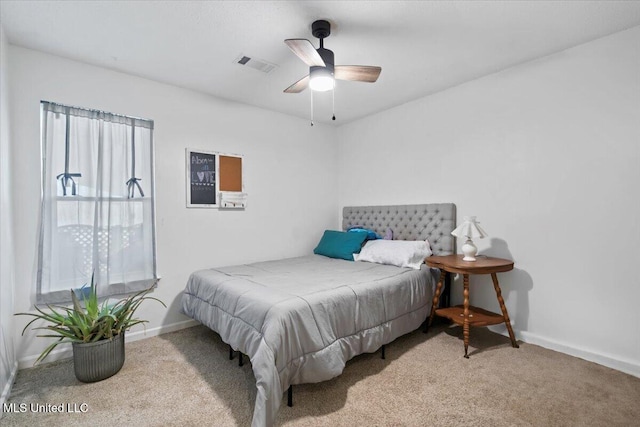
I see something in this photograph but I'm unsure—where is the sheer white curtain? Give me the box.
[38,101,157,303]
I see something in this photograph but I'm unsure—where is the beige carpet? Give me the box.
[3,324,639,426]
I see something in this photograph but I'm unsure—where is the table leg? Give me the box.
[463,274,470,359]
[491,273,519,349]
[426,270,445,332]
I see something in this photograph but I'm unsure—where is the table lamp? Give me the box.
[451,216,488,261]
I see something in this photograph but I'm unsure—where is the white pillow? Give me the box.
[354,239,432,269]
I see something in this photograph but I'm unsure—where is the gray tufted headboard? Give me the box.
[342,204,457,256]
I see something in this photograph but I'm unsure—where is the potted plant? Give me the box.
[17,277,165,382]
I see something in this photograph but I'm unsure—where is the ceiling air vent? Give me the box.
[234,54,277,74]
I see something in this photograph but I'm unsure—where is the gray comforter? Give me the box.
[181,255,436,426]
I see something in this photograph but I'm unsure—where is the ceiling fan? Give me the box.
[283,20,381,123]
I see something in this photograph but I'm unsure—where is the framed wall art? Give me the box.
[186,148,245,208]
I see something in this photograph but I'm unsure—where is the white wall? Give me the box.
[338,27,640,376]
[0,23,18,414]
[9,46,338,367]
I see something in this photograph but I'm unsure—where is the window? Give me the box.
[38,101,157,303]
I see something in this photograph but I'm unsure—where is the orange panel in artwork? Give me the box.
[219,155,242,192]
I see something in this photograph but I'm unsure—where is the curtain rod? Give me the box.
[41,100,154,129]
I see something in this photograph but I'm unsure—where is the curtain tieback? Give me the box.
[56,172,82,196]
[126,177,144,198]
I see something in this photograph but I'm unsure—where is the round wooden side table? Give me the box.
[426,254,519,358]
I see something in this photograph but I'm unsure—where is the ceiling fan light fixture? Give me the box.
[309,67,335,92]
[283,19,381,125]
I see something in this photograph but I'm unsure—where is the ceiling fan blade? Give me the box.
[283,75,309,93]
[334,65,382,83]
[284,39,325,67]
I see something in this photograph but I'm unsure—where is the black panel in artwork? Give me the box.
[189,152,216,205]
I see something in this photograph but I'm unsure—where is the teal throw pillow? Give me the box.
[313,230,368,261]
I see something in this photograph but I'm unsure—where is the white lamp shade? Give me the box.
[451,216,488,239]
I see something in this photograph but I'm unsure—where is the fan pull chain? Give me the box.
[310,89,314,126]
[332,86,336,121]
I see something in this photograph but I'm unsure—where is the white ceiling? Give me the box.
[2,1,640,125]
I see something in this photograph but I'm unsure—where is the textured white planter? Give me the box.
[72,333,125,383]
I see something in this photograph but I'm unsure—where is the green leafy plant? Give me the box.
[17,276,165,363]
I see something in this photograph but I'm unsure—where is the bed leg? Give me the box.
[238,352,244,367]
[287,385,293,407]
[229,345,234,360]
[381,344,386,359]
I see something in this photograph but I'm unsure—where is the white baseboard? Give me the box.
[489,326,640,378]
[0,360,18,419]
[18,346,73,370]
[17,319,200,370]
[125,319,199,342]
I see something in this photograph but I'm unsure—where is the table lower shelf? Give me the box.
[435,305,505,327]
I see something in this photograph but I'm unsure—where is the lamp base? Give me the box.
[461,239,478,262]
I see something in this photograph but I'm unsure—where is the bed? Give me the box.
[181,203,456,426]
